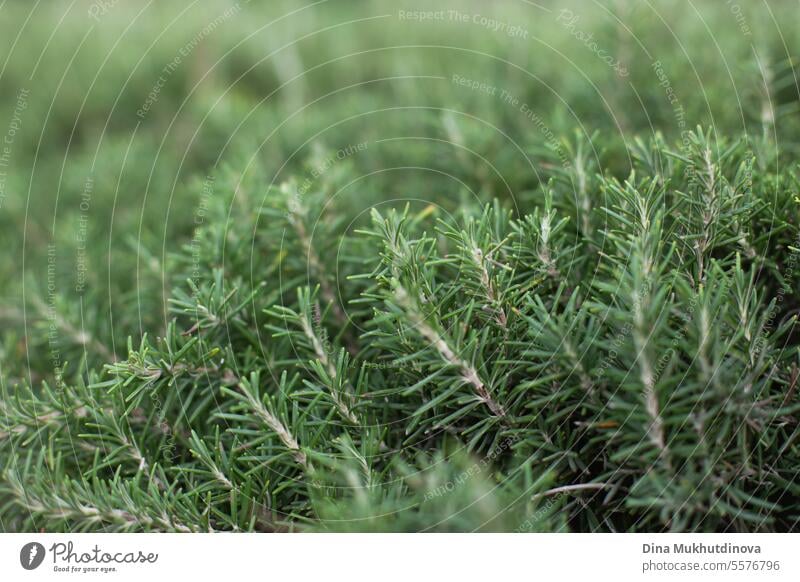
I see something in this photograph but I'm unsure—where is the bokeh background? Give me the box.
[0,0,798,417]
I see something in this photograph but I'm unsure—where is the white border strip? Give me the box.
[2,533,798,581]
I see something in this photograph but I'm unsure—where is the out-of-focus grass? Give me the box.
[0,0,797,380]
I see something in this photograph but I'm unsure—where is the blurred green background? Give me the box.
[0,0,797,384]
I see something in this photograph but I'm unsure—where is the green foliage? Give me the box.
[3,128,799,532]
[1,1,799,533]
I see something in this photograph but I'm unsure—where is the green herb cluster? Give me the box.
[0,1,799,532]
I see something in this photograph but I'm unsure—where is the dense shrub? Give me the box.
[1,1,798,532]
